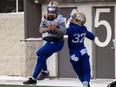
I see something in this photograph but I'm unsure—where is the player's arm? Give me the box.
[86,30,95,41]
[53,22,66,35]
[66,26,71,35]
[39,21,49,33]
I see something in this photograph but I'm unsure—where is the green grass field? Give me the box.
[0,85,68,87]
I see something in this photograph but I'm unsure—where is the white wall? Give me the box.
[0,13,24,75]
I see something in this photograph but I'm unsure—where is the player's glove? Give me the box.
[107,81,116,87]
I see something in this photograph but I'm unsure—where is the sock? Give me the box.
[42,70,49,74]
[31,77,36,80]
[83,81,90,87]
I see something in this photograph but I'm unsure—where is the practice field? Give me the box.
[0,85,71,87]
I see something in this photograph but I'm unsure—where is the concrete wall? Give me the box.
[0,13,24,76]
[0,12,43,77]
[20,38,43,77]
[0,11,56,77]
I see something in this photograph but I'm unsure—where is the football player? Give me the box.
[66,12,95,87]
[23,1,66,85]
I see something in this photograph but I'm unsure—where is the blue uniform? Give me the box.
[66,23,95,87]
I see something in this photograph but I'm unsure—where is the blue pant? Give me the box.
[32,41,64,79]
[70,53,91,87]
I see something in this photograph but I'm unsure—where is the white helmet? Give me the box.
[47,1,60,13]
[69,12,86,26]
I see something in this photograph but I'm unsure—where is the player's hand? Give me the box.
[48,24,56,31]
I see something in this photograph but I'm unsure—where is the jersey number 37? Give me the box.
[72,33,86,43]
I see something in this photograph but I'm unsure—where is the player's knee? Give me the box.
[36,50,44,56]
[82,53,90,59]
[37,56,46,63]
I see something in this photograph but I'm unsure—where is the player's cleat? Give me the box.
[23,77,37,85]
[37,71,49,80]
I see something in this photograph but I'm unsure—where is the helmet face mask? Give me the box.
[69,13,76,22]
[47,7,58,13]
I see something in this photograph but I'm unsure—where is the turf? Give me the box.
[0,85,68,87]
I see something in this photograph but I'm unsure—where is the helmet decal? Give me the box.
[79,15,85,21]
[51,1,54,6]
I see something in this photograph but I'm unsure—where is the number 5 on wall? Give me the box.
[95,8,112,47]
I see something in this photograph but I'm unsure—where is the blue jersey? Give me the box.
[66,23,95,51]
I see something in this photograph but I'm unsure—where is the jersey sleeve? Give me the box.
[58,15,65,24]
[41,17,44,21]
[66,26,72,35]
[86,30,95,40]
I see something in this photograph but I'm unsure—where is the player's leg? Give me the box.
[34,43,51,77]
[81,54,91,87]
[37,41,64,71]
[70,57,84,82]
[33,56,49,80]
[37,41,64,57]
[36,42,53,80]
[37,41,64,80]
[36,56,51,80]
